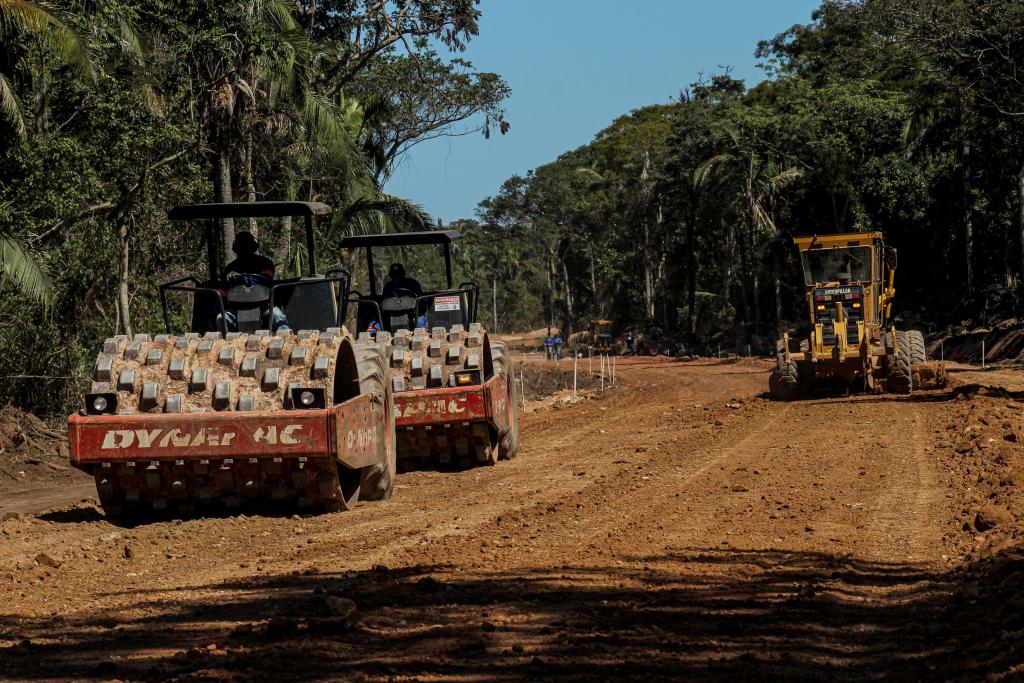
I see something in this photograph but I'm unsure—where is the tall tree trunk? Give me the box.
[589,249,599,318]
[962,140,973,297]
[243,129,258,234]
[774,249,783,337]
[641,219,655,321]
[34,44,48,134]
[546,251,555,336]
[686,211,697,344]
[561,257,573,336]
[117,215,133,338]
[214,136,235,263]
[722,218,735,310]
[1017,160,1024,311]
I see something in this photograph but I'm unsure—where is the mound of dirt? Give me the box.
[520,361,602,402]
[0,407,81,499]
[935,393,1024,561]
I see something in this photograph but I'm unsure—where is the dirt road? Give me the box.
[2,357,1023,681]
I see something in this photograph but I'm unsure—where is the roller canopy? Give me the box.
[169,201,332,221]
[339,230,462,248]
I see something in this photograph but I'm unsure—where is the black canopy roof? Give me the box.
[168,201,332,221]
[339,230,462,248]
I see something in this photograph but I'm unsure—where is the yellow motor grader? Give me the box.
[770,232,942,399]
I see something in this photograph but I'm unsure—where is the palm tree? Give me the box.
[0,0,91,139]
[0,201,50,304]
[695,130,802,343]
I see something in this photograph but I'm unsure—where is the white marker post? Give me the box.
[588,348,592,375]
[982,339,986,369]
[600,354,605,391]
[573,353,578,403]
[520,369,526,412]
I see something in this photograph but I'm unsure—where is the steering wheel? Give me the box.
[227,272,272,288]
[385,287,418,301]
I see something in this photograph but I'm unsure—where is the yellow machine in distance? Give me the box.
[770,232,932,399]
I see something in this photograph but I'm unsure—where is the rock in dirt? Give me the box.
[34,552,61,569]
[974,504,1013,532]
[324,596,357,620]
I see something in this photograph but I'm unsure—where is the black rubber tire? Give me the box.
[352,342,397,501]
[491,342,520,460]
[769,340,801,400]
[907,329,927,365]
[887,330,913,394]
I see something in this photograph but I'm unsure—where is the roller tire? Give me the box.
[353,342,396,501]
[490,341,520,460]
[887,330,913,394]
[907,329,927,365]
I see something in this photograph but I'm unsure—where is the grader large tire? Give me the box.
[87,327,365,518]
[353,342,397,501]
[769,339,801,400]
[490,341,520,460]
[907,329,927,365]
[887,330,913,394]
[769,357,801,400]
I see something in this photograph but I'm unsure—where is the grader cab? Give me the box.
[770,232,942,399]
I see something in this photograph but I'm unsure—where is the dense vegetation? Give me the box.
[460,0,1024,356]
[4,0,1024,416]
[0,0,507,414]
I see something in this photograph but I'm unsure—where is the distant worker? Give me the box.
[219,231,288,331]
[544,335,555,360]
[382,263,423,298]
[626,333,635,355]
[553,335,563,361]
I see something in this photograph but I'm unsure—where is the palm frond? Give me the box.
[0,73,26,140]
[693,153,735,190]
[0,231,51,305]
[764,166,803,193]
[329,194,432,242]
[0,0,94,81]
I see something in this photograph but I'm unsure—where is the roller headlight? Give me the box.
[85,392,117,415]
[289,387,325,409]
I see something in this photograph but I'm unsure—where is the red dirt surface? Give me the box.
[2,357,1024,680]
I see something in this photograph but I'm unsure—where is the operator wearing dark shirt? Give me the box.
[221,231,274,285]
[381,263,423,298]
[217,231,289,331]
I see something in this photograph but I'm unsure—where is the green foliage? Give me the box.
[463,0,1024,355]
[0,0,509,416]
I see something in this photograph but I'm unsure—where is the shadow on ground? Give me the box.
[2,546,1022,681]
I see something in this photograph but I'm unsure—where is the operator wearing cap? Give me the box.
[217,231,289,332]
[381,263,423,298]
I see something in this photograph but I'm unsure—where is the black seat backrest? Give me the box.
[277,277,338,331]
[381,296,417,332]
[424,291,470,329]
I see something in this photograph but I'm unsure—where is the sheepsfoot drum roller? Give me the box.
[67,202,396,519]
[770,231,946,400]
[340,230,520,471]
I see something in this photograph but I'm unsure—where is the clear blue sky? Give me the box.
[384,0,822,223]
